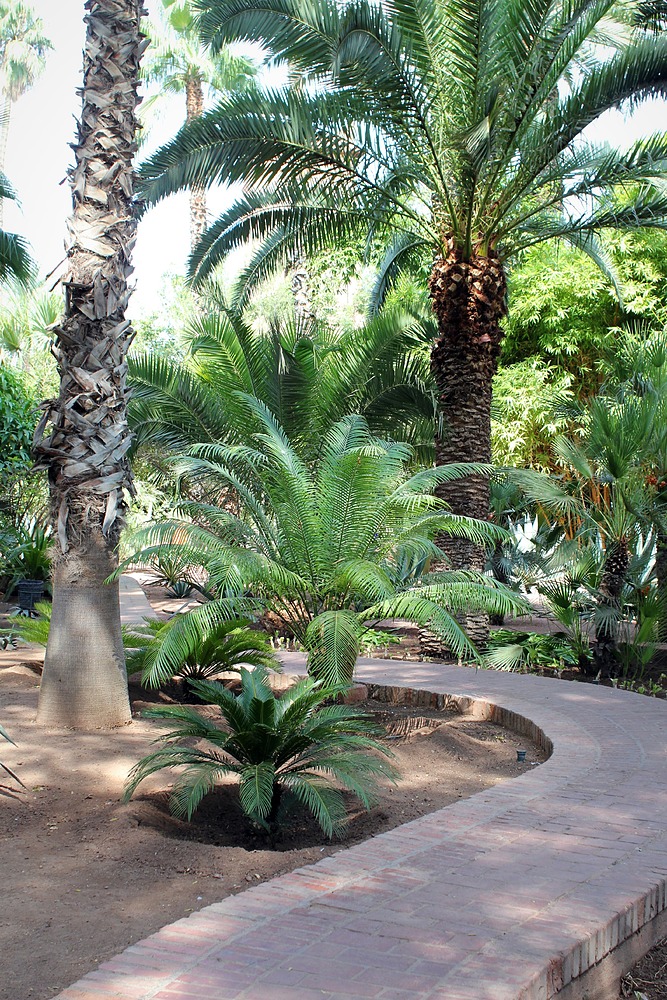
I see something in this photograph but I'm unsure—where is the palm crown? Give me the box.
[141,0,667,287]
[138,0,667,599]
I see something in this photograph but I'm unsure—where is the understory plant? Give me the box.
[123,399,525,684]
[124,666,396,837]
[15,601,277,690]
[124,614,278,688]
[485,629,581,673]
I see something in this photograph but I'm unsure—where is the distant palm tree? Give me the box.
[0,1,50,225]
[139,0,667,615]
[141,0,256,249]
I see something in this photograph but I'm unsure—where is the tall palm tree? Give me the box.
[0,1,50,226]
[141,0,256,249]
[32,0,146,729]
[138,0,667,600]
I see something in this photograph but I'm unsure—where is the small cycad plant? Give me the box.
[123,615,278,688]
[123,666,395,838]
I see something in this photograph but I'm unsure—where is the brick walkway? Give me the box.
[55,655,667,1000]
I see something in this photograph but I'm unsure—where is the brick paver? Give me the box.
[53,655,667,999]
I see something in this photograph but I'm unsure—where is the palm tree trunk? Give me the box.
[33,0,146,728]
[592,538,630,679]
[425,240,507,650]
[185,75,206,252]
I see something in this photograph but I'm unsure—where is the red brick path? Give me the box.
[55,656,667,1000]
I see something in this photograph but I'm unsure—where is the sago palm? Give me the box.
[123,397,523,683]
[128,288,438,463]
[138,0,667,580]
[123,665,396,837]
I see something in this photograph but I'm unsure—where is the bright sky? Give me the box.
[3,2,666,319]
[4,0,203,317]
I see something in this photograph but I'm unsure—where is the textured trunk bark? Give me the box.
[37,544,131,727]
[592,537,630,679]
[656,530,667,593]
[185,75,207,252]
[290,259,314,324]
[423,240,507,653]
[33,0,147,729]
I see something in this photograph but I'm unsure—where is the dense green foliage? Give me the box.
[124,399,522,683]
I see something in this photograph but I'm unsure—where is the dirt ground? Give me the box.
[0,655,546,1000]
[621,940,667,999]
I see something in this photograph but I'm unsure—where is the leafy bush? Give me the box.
[124,614,278,688]
[485,629,581,672]
[124,400,524,684]
[2,517,52,596]
[124,666,396,837]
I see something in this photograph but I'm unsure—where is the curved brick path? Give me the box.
[55,655,667,1000]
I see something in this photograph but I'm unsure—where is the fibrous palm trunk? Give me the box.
[424,239,507,652]
[592,537,630,679]
[33,0,147,729]
[185,75,207,251]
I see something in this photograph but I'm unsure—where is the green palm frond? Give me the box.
[124,666,395,836]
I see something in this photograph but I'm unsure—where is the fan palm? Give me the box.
[123,397,523,684]
[32,0,144,729]
[124,665,396,837]
[0,1,50,225]
[138,0,667,582]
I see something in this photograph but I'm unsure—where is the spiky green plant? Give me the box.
[124,614,278,688]
[124,665,396,837]
[138,0,667,590]
[123,397,525,684]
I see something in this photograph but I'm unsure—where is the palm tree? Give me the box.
[123,398,522,684]
[0,1,50,226]
[141,0,256,249]
[32,0,146,729]
[138,0,667,597]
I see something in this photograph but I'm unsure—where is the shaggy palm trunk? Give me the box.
[33,0,146,728]
[185,76,206,251]
[424,239,507,652]
[592,538,630,679]
[290,258,314,324]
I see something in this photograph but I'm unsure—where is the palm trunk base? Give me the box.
[37,546,131,729]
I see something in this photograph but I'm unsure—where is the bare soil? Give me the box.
[0,654,546,1000]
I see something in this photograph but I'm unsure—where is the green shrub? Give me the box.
[124,666,395,837]
[124,614,278,688]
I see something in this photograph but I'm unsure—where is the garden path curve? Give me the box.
[55,651,667,1000]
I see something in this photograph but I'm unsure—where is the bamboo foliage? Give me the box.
[33,0,148,554]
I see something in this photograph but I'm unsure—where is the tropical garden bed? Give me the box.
[0,646,545,1000]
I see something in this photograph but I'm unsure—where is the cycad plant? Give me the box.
[139,0,667,581]
[128,287,438,464]
[123,666,395,837]
[124,397,523,684]
[124,614,278,688]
